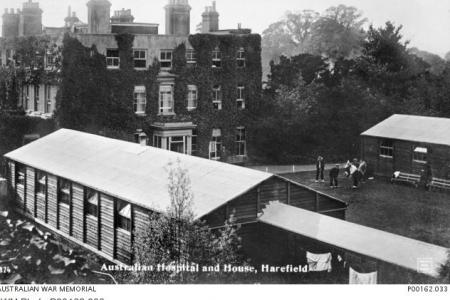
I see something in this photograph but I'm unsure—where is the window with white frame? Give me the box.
[379,139,393,158]
[237,84,245,109]
[235,127,246,156]
[46,50,55,68]
[413,146,428,163]
[133,49,147,69]
[44,85,51,113]
[212,85,222,110]
[36,170,47,196]
[191,128,198,155]
[212,47,221,68]
[237,47,246,68]
[85,188,98,217]
[116,200,131,232]
[186,49,196,64]
[187,85,198,110]
[160,50,173,69]
[133,85,146,114]
[159,84,174,115]
[34,85,39,111]
[106,49,120,69]
[209,129,222,160]
[58,178,71,205]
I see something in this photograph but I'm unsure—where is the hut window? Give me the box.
[413,147,428,163]
[379,139,393,158]
[85,188,98,217]
[15,164,26,187]
[58,178,71,205]
[116,200,131,232]
[35,171,47,195]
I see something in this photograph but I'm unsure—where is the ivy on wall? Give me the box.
[56,32,262,160]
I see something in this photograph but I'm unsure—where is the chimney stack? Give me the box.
[201,1,219,33]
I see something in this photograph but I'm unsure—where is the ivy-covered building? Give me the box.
[1,0,262,164]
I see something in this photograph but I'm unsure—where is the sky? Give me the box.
[1,0,450,57]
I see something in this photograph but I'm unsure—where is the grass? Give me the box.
[282,171,450,248]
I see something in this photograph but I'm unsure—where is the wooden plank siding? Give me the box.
[86,215,99,249]
[289,183,316,211]
[228,188,257,223]
[100,194,115,258]
[362,136,450,179]
[25,167,35,217]
[116,229,132,264]
[16,184,25,211]
[8,161,15,189]
[258,177,288,208]
[59,203,71,235]
[71,183,84,241]
[47,174,58,228]
[133,206,152,238]
[36,193,46,221]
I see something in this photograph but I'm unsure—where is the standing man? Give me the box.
[315,156,325,183]
[329,164,340,188]
[352,158,360,188]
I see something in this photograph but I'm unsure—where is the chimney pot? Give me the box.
[10,8,14,14]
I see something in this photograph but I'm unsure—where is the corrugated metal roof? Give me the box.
[361,114,450,146]
[4,129,272,219]
[260,202,448,278]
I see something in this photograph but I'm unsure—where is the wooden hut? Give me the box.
[3,129,347,265]
[361,115,450,183]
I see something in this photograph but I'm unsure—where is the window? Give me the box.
[186,49,196,64]
[209,129,222,160]
[212,47,221,68]
[169,136,186,154]
[35,171,47,196]
[58,178,71,205]
[237,85,245,109]
[237,47,246,68]
[46,50,55,68]
[212,85,222,110]
[133,50,147,69]
[159,84,174,115]
[134,86,146,114]
[106,49,120,69]
[24,85,30,110]
[160,50,173,69]
[235,127,246,156]
[379,139,393,158]
[44,85,51,113]
[187,85,198,110]
[153,135,162,148]
[191,129,198,155]
[116,200,131,232]
[84,188,98,217]
[15,164,26,187]
[34,85,39,111]
[413,146,428,163]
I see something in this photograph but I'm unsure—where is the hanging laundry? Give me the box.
[306,251,332,272]
[349,267,377,284]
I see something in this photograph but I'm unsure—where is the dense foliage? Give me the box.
[254,22,450,164]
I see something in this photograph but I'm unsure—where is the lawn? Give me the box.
[282,172,450,248]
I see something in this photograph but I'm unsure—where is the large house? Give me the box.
[1,0,261,164]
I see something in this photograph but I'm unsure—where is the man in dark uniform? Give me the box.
[315,156,325,182]
[329,164,340,188]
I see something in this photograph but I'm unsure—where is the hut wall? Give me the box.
[86,215,99,248]
[116,229,132,264]
[99,194,114,258]
[36,193,46,221]
[59,203,71,235]
[47,174,58,228]
[71,183,84,241]
[228,188,257,223]
[25,167,35,217]
[430,145,450,179]
[289,183,316,211]
[133,205,152,238]
[8,161,15,188]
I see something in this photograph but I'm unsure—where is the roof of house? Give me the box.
[4,129,273,219]
[361,114,450,146]
[259,202,449,278]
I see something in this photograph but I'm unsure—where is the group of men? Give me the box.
[315,156,367,189]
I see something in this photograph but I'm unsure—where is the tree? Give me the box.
[130,160,245,284]
[445,51,450,62]
[309,5,367,60]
